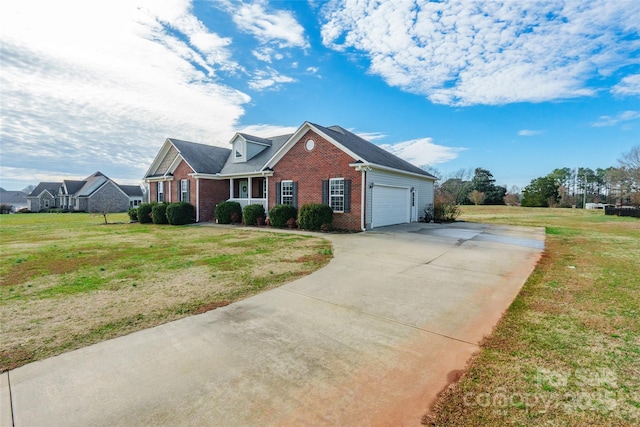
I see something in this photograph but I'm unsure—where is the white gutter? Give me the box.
[350,162,436,180]
[361,169,366,231]
[196,179,200,222]
[191,171,274,180]
[145,176,174,182]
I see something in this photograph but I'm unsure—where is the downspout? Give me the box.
[361,169,366,231]
[196,179,200,222]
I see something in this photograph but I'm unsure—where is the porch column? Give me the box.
[196,179,200,222]
[265,177,269,214]
[247,177,252,202]
[229,178,234,199]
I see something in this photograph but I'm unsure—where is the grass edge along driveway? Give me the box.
[424,206,640,427]
[0,213,332,372]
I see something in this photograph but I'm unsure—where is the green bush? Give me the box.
[137,203,155,224]
[298,203,333,231]
[242,204,266,226]
[166,202,195,225]
[268,204,297,228]
[128,207,138,221]
[215,201,242,224]
[433,201,460,222]
[151,203,168,224]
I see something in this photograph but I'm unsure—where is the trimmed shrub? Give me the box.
[433,201,460,222]
[137,203,155,224]
[215,201,242,224]
[128,207,138,221]
[298,203,334,231]
[166,202,195,225]
[268,204,297,228]
[151,203,168,224]
[242,204,266,226]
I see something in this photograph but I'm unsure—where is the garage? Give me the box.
[371,185,410,228]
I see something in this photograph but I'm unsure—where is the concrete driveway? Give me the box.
[1,222,544,427]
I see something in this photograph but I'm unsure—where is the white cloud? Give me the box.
[0,0,251,188]
[379,138,467,167]
[237,124,298,137]
[518,129,544,136]
[230,0,309,48]
[612,74,640,97]
[248,68,296,90]
[252,47,284,63]
[321,0,640,106]
[592,111,640,127]
[306,66,320,74]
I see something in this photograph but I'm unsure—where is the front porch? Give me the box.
[227,176,268,212]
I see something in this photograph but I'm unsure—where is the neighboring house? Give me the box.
[120,185,144,208]
[28,172,143,213]
[26,182,61,212]
[0,189,28,212]
[144,122,436,231]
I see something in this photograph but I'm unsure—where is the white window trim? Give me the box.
[329,178,345,213]
[234,140,245,163]
[157,181,165,202]
[180,179,189,202]
[281,180,293,205]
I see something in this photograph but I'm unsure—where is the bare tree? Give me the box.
[468,190,485,205]
[619,145,640,195]
[439,168,473,204]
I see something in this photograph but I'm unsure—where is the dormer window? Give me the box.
[234,140,245,162]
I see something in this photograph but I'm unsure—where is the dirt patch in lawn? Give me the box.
[1,215,332,371]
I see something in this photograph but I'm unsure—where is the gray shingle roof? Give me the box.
[220,134,291,175]
[237,133,272,146]
[169,139,231,174]
[28,182,61,197]
[311,123,436,178]
[119,185,143,197]
[63,180,86,194]
[75,172,108,197]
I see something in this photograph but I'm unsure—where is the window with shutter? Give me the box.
[329,178,344,212]
[281,180,294,205]
[180,179,189,202]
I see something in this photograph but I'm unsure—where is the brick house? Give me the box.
[143,122,436,230]
[28,172,143,212]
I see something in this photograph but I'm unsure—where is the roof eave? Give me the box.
[350,162,437,180]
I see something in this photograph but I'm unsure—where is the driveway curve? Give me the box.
[1,222,544,427]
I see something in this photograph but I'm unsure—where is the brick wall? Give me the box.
[198,179,229,222]
[172,161,196,204]
[269,129,362,231]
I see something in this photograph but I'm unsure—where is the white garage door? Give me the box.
[371,185,410,228]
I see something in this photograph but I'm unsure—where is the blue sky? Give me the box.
[1,0,639,191]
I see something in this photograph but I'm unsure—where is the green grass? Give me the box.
[0,213,332,371]
[426,206,640,426]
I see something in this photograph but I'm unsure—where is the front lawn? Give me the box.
[425,206,639,426]
[0,213,332,371]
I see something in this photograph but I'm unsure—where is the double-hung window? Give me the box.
[157,181,164,202]
[281,180,294,205]
[329,178,344,212]
[180,179,189,202]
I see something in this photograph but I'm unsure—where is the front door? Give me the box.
[239,179,248,198]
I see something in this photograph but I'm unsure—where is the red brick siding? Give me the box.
[148,160,230,222]
[172,161,195,203]
[199,179,229,222]
[269,130,362,230]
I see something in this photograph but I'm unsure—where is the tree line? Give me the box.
[427,145,639,209]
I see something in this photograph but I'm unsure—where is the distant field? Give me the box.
[0,213,332,371]
[426,206,640,426]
